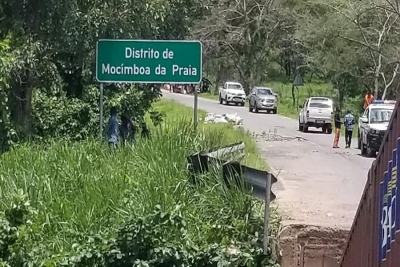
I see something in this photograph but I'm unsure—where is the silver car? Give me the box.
[248,87,278,114]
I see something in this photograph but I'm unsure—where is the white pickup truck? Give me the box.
[358,100,395,157]
[298,97,333,134]
[218,82,246,106]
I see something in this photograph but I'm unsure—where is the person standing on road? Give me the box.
[344,110,355,149]
[107,106,120,148]
[333,107,342,149]
[363,91,374,110]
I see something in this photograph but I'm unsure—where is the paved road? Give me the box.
[162,91,375,229]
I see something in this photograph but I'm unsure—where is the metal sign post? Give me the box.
[99,83,104,139]
[194,86,198,132]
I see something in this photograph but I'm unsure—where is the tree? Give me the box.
[330,0,400,99]
[194,0,282,94]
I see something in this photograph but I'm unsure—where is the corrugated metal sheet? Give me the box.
[340,98,400,267]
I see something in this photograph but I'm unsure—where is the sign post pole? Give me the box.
[99,83,104,139]
[194,85,198,132]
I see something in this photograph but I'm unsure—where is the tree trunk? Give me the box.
[215,65,223,95]
[374,72,379,99]
[10,70,34,137]
[292,84,296,107]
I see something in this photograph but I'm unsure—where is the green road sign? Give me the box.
[96,39,202,84]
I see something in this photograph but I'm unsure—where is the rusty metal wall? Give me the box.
[340,98,400,267]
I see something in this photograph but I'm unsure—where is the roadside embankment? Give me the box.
[0,99,281,266]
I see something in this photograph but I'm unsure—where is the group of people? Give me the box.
[107,107,150,148]
[332,91,375,149]
[333,108,355,149]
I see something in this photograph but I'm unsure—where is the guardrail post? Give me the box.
[187,152,209,184]
[263,172,272,254]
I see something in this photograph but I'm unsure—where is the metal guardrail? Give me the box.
[207,141,245,160]
[187,141,277,200]
[186,141,278,254]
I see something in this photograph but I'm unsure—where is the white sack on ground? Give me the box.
[204,113,243,125]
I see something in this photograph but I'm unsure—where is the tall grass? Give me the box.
[0,100,278,265]
[151,99,267,170]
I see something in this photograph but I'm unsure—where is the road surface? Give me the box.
[162,91,375,229]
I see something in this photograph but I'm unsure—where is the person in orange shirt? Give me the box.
[363,91,374,110]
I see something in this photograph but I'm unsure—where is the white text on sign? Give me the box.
[101,47,197,77]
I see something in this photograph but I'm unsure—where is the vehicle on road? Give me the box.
[298,97,333,134]
[218,82,246,106]
[248,86,278,114]
[358,100,395,157]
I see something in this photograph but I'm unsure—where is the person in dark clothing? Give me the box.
[201,77,212,93]
[333,107,342,149]
[120,113,136,145]
[107,107,119,148]
[344,110,355,148]
[141,122,151,139]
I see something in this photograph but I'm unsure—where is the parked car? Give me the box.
[298,97,333,134]
[358,100,396,157]
[248,87,278,114]
[218,81,246,106]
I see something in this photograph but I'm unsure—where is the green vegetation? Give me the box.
[0,100,279,266]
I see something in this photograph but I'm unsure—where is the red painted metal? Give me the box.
[340,97,400,267]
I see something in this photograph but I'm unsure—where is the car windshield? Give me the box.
[309,101,332,108]
[370,108,393,123]
[227,84,242,90]
[256,88,272,95]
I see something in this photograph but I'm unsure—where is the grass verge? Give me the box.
[154,99,267,170]
[0,99,279,266]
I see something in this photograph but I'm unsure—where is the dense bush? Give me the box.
[31,84,163,142]
[0,116,280,266]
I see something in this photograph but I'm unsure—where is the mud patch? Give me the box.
[278,224,348,267]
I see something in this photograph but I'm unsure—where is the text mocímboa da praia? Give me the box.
[101,47,198,76]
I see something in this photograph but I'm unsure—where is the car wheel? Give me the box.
[219,94,223,104]
[327,128,332,134]
[224,96,229,105]
[249,102,253,112]
[272,108,277,114]
[240,102,245,106]
[366,141,376,157]
[304,123,309,132]
[298,120,303,131]
[361,139,367,155]
[357,133,361,149]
